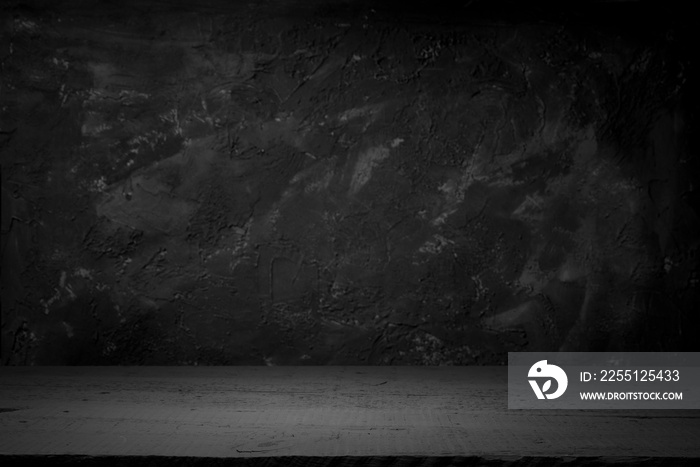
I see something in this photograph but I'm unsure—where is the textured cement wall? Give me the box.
[1,1,697,365]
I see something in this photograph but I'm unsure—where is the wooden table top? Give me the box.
[1,366,698,464]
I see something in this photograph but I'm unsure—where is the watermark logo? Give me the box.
[528,359,568,399]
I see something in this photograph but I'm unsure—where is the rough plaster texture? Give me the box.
[1,1,697,364]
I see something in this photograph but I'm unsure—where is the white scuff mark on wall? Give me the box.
[349,145,390,195]
[471,274,488,302]
[76,267,110,291]
[226,218,253,273]
[481,302,531,331]
[430,153,493,226]
[118,90,149,100]
[412,332,442,353]
[81,111,112,137]
[52,57,70,69]
[438,180,456,195]
[289,168,306,185]
[39,270,79,314]
[127,131,168,154]
[557,257,586,283]
[85,89,106,101]
[81,122,112,136]
[84,88,150,103]
[291,158,336,194]
[459,150,490,190]
[59,84,69,106]
[418,234,454,255]
[88,176,108,193]
[304,170,333,194]
[664,256,674,273]
[39,289,61,315]
[431,209,456,226]
[390,137,404,148]
[264,206,281,230]
[74,268,94,280]
[61,271,76,299]
[14,18,38,33]
[430,177,462,226]
[511,193,545,222]
[159,108,183,136]
[338,104,383,123]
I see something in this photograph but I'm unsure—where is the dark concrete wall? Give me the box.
[1,1,697,365]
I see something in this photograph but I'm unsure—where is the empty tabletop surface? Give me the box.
[0,366,699,461]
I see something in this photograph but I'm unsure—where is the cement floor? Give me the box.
[0,367,699,465]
